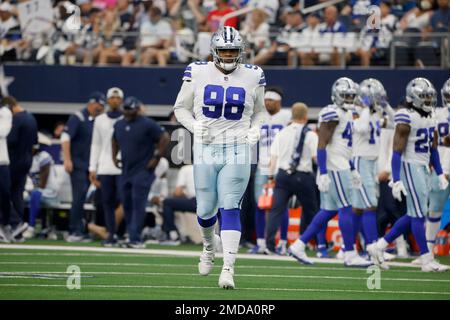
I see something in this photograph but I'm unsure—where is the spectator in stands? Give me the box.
[297,12,321,66]
[356,0,398,66]
[430,0,449,31]
[112,96,169,248]
[168,0,206,34]
[398,0,434,32]
[245,0,280,25]
[318,5,348,65]
[160,164,196,245]
[0,101,12,243]
[93,0,118,10]
[138,6,173,66]
[61,92,105,242]
[0,2,22,62]
[3,96,38,242]
[241,8,270,59]
[253,9,305,66]
[23,140,63,239]
[206,0,239,32]
[340,0,382,31]
[93,9,122,65]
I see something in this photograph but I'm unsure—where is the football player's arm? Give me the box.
[89,119,102,182]
[430,128,444,176]
[0,109,12,138]
[317,121,338,174]
[147,131,170,171]
[111,135,120,169]
[353,107,370,133]
[268,134,280,181]
[391,123,410,182]
[173,80,196,133]
[39,164,51,189]
[250,86,268,130]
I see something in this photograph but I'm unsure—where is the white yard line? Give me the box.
[0,244,430,269]
[0,271,448,283]
[0,283,448,296]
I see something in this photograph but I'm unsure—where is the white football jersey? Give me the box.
[318,104,353,171]
[394,108,437,166]
[258,108,291,169]
[183,61,266,144]
[434,106,450,158]
[352,107,382,159]
[29,151,59,191]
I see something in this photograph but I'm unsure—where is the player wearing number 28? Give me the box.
[173,26,267,289]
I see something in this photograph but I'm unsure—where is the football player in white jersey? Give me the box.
[288,77,372,267]
[250,87,291,255]
[352,79,384,253]
[173,26,267,289]
[426,78,450,253]
[371,78,449,272]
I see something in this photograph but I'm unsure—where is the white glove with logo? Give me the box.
[316,174,331,193]
[389,180,408,201]
[193,120,209,141]
[351,169,362,189]
[246,126,260,145]
[438,174,449,190]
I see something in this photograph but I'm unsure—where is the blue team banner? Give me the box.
[4,64,450,107]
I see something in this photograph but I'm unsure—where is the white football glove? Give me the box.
[246,126,260,145]
[438,174,449,190]
[193,120,209,141]
[316,174,331,193]
[389,180,408,201]
[351,169,362,189]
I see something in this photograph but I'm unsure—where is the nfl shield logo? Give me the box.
[224,76,228,81]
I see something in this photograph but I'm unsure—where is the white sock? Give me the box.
[221,230,241,269]
[291,239,305,251]
[278,239,287,248]
[256,238,266,249]
[198,224,216,251]
[395,235,408,254]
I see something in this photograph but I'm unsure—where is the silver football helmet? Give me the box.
[331,77,358,111]
[406,77,437,113]
[210,26,245,72]
[441,78,450,107]
[358,78,386,111]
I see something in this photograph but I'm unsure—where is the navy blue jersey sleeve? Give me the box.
[64,114,80,139]
[147,119,165,143]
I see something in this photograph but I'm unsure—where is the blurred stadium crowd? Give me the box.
[0,0,449,67]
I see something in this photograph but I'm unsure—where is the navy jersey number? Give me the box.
[415,127,435,153]
[342,122,353,147]
[203,85,246,120]
[437,123,449,146]
[260,124,283,146]
[369,121,381,145]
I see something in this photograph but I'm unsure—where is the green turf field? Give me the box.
[0,242,449,300]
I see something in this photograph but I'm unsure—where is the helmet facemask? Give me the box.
[213,48,243,71]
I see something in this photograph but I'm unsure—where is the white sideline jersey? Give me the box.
[434,106,450,159]
[29,151,60,191]
[394,108,437,166]
[258,108,291,169]
[318,104,353,171]
[180,61,266,144]
[352,107,382,159]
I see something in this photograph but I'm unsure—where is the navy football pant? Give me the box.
[69,169,89,236]
[0,165,11,225]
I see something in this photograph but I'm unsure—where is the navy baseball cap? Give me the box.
[88,92,106,106]
[123,96,142,110]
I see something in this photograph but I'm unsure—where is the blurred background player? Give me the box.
[5,96,38,242]
[0,101,12,243]
[173,26,267,289]
[288,77,372,268]
[371,78,449,272]
[62,92,105,242]
[426,78,450,254]
[112,96,169,248]
[266,102,319,255]
[250,86,291,255]
[352,79,384,253]
[89,87,124,247]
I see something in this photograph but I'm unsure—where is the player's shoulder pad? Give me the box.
[240,63,266,86]
[182,61,209,81]
[319,104,340,122]
[394,108,412,125]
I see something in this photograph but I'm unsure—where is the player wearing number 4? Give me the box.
[370,78,449,272]
[173,26,267,289]
[288,77,372,268]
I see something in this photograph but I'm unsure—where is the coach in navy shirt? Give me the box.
[3,96,38,241]
[61,92,105,242]
[112,97,169,248]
